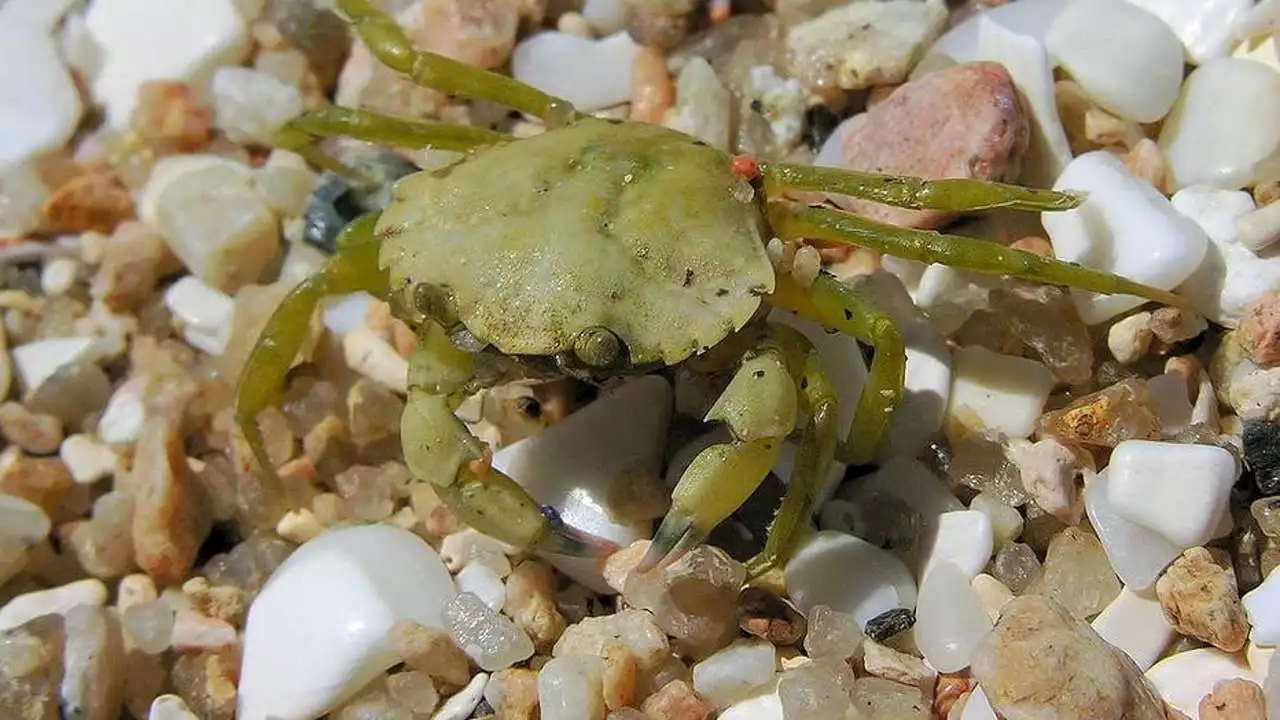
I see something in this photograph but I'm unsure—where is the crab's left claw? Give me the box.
[535,505,621,557]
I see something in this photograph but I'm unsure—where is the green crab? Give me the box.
[236,0,1182,578]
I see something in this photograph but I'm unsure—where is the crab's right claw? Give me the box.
[535,506,621,557]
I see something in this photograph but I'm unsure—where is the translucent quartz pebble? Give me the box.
[691,638,777,709]
[916,561,993,672]
[990,542,1042,594]
[1023,527,1120,620]
[537,655,605,720]
[445,592,534,673]
[802,605,865,661]
[236,525,457,720]
[778,659,854,720]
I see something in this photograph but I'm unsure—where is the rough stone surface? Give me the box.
[1198,677,1267,720]
[131,418,207,585]
[1155,547,1248,652]
[972,595,1167,719]
[0,614,66,719]
[817,61,1029,229]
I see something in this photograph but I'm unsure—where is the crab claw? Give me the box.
[635,510,708,573]
[534,505,621,557]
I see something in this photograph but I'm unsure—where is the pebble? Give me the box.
[816,61,1029,229]
[131,419,205,585]
[342,328,408,394]
[1124,0,1253,64]
[971,574,1015,623]
[947,346,1055,439]
[0,613,66,718]
[145,156,279,293]
[737,587,806,647]
[969,493,1024,549]
[1198,677,1268,720]
[97,376,148,445]
[236,525,458,720]
[0,578,108,631]
[778,659,855,719]
[1159,58,1280,191]
[1242,567,1280,645]
[665,57,731,151]
[990,542,1042,594]
[785,531,918,628]
[210,66,304,145]
[1109,312,1156,365]
[40,258,80,297]
[803,604,866,661]
[691,638,777,708]
[973,595,1167,718]
[492,376,668,591]
[85,0,251,127]
[1156,547,1248,652]
[0,0,83,173]
[916,561,993,672]
[511,31,639,112]
[1008,437,1082,524]
[61,603,127,719]
[432,672,488,720]
[11,337,96,395]
[150,694,200,720]
[1044,0,1183,123]
[1091,587,1176,671]
[1086,468,1185,590]
[1236,199,1280,252]
[1174,187,1280,329]
[717,682,784,720]
[446,591,535,672]
[538,655,606,720]
[1043,150,1210,325]
[918,510,994,582]
[1146,647,1258,718]
[785,0,948,93]
[1106,440,1237,549]
[851,676,931,719]
[863,639,935,690]
[162,276,234,356]
[553,609,671,675]
[1024,527,1121,620]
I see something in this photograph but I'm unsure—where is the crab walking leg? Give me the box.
[402,322,618,557]
[335,0,577,123]
[272,106,510,176]
[746,324,839,582]
[760,163,1082,213]
[769,272,906,467]
[637,342,801,573]
[235,214,388,486]
[768,203,1184,307]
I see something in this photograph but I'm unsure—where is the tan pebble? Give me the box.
[604,540,651,594]
[131,419,207,585]
[42,167,136,235]
[1084,106,1143,150]
[640,679,711,720]
[0,451,72,517]
[1237,199,1280,252]
[117,573,158,612]
[78,231,109,266]
[484,667,539,718]
[390,619,472,688]
[862,638,936,690]
[1008,437,1082,525]
[275,508,322,544]
[556,11,593,37]
[971,573,1014,623]
[1238,289,1280,368]
[1164,355,1202,400]
[130,81,213,154]
[170,649,238,719]
[602,642,638,710]
[1198,677,1267,720]
[182,577,247,626]
[0,402,63,454]
[504,559,566,652]
[630,47,675,125]
[342,328,408,394]
[1254,181,1280,207]
[311,492,346,526]
[1124,137,1169,193]
[169,611,237,652]
[934,672,971,718]
[1149,307,1208,345]
[1010,236,1054,257]
[40,257,81,297]
[91,222,181,312]
[1155,547,1248,652]
[1107,311,1154,365]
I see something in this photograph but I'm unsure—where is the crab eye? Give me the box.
[573,326,622,368]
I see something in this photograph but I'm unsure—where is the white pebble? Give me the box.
[59,434,118,485]
[1107,312,1154,365]
[511,31,638,112]
[39,258,79,297]
[1172,185,1280,327]
[170,611,237,651]
[692,638,778,709]
[1145,647,1258,717]
[432,672,488,720]
[581,0,626,35]
[1243,570,1280,646]
[97,376,149,445]
[666,58,731,151]
[491,376,669,592]
[274,508,322,545]
[0,578,107,631]
[537,655,606,720]
[915,561,993,673]
[1236,199,1280,252]
[322,292,375,336]
[116,573,157,612]
[456,563,505,612]
[785,531,918,628]
[1084,469,1184,590]
[1147,372,1194,436]
[0,0,83,173]
[236,525,458,720]
[211,66,304,145]
[1009,437,1081,523]
[149,694,200,720]
[1106,439,1237,549]
[85,0,250,127]
[342,328,408,394]
[163,276,234,356]
[1045,0,1184,122]
[918,510,994,583]
[1158,57,1280,191]
[11,336,95,394]
[439,529,516,573]
[1122,0,1254,63]
[947,346,1055,438]
[971,574,1014,623]
[836,456,965,536]
[1090,587,1176,671]
[1043,151,1209,324]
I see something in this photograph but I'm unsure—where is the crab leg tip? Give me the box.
[535,522,620,558]
[636,511,707,574]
